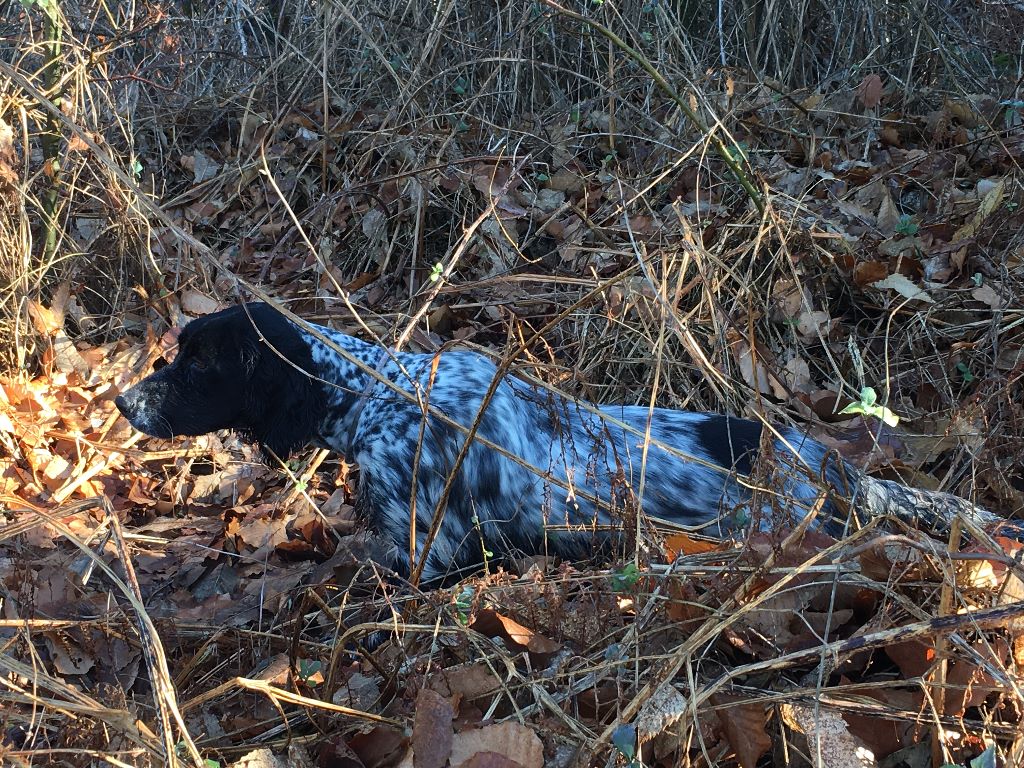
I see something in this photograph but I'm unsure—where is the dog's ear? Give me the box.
[239,316,325,460]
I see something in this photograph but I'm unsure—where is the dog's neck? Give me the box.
[298,324,383,455]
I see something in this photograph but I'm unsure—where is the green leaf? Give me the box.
[297,658,322,684]
[838,386,900,427]
[23,0,60,24]
[895,214,918,235]
[611,723,636,760]
[612,562,641,591]
[957,361,974,383]
[429,261,444,282]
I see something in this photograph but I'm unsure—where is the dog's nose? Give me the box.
[115,393,132,417]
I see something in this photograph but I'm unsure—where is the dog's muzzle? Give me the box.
[116,384,172,437]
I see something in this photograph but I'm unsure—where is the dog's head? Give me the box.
[116,303,325,458]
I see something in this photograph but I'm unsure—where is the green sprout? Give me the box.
[895,214,918,235]
[839,387,900,427]
[611,562,641,591]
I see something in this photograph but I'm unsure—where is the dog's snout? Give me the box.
[115,392,133,417]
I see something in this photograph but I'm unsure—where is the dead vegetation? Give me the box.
[1,0,1024,766]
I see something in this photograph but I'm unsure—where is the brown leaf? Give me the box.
[945,639,1008,716]
[885,640,935,678]
[469,609,561,655]
[971,283,1003,309]
[856,74,884,109]
[952,178,1005,243]
[180,289,222,316]
[41,631,95,675]
[727,332,786,399]
[663,533,724,559]
[412,688,453,768]
[428,663,501,702]
[348,726,408,768]
[455,753,526,768]
[27,298,63,336]
[781,704,872,767]
[711,693,771,768]
[840,680,921,759]
[0,118,17,189]
[853,260,889,287]
[449,723,543,768]
[876,193,900,235]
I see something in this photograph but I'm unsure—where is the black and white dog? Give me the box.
[116,303,1002,582]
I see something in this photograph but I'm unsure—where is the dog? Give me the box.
[116,303,1003,583]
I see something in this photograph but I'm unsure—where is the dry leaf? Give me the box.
[876,193,900,235]
[428,663,502,702]
[952,178,1005,243]
[782,703,877,767]
[636,683,687,744]
[412,688,453,768]
[853,261,889,287]
[870,273,934,303]
[712,693,772,768]
[663,533,723,559]
[456,753,527,768]
[856,74,884,109]
[470,609,560,656]
[180,289,222,316]
[729,335,786,399]
[41,632,95,675]
[449,723,543,768]
[971,283,1003,309]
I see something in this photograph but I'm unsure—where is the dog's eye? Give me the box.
[188,358,209,372]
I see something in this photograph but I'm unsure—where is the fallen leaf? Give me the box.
[469,609,561,656]
[870,273,934,303]
[663,533,723,559]
[412,688,453,768]
[449,723,543,768]
[180,289,222,316]
[856,74,884,109]
[853,261,889,288]
[952,178,1005,243]
[971,283,1003,309]
[711,693,771,768]
[781,703,877,767]
[636,683,687,744]
[455,753,527,768]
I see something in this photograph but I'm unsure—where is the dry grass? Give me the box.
[1,0,1023,765]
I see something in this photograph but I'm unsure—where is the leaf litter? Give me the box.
[2,2,1024,766]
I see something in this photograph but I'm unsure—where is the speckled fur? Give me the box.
[117,303,1003,583]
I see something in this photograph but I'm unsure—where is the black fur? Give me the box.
[116,305,325,459]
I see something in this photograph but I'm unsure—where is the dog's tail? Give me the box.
[856,475,1020,537]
